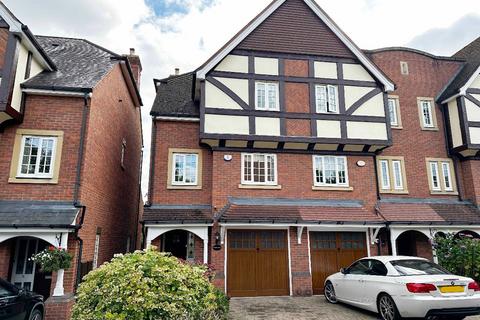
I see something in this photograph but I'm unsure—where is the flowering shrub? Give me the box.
[433,233,480,282]
[71,248,229,320]
[30,246,72,273]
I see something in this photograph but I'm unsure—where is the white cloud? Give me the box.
[4,0,480,198]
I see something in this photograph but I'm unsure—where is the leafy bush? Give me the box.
[433,233,480,282]
[30,246,72,272]
[71,248,229,320]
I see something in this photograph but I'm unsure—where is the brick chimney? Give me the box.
[125,48,142,87]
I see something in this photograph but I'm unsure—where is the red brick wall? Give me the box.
[285,83,309,113]
[289,227,312,296]
[78,64,142,267]
[284,59,308,77]
[286,119,310,136]
[0,239,12,279]
[0,95,84,200]
[369,51,463,199]
[460,160,480,205]
[149,120,212,205]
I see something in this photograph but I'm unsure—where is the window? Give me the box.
[241,153,277,185]
[400,61,409,75]
[17,136,57,179]
[347,260,388,276]
[120,138,127,170]
[418,98,437,130]
[173,153,198,185]
[167,149,203,189]
[315,85,338,113]
[24,51,33,79]
[313,156,348,187]
[255,81,279,111]
[391,260,450,276]
[377,157,407,193]
[387,97,402,128]
[427,158,456,193]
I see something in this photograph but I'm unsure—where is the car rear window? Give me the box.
[390,259,450,275]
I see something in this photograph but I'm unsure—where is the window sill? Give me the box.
[238,184,282,190]
[430,191,459,196]
[312,186,353,191]
[167,185,202,190]
[391,126,403,130]
[9,177,58,184]
[421,127,439,131]
[379,190,409,194]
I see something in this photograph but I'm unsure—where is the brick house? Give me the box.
[145,0,480,297]
[0,3,143,319]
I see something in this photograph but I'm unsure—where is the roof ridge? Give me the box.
[36,35,120,57]
[364,47,466,62]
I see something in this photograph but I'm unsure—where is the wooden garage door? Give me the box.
[310,232,367,295]
[227,230,289,297]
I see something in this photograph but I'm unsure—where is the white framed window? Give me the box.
[172,153,199,185]
[377,157,407,193]
[241,153,277,185]
[427,159,455,193]
[421,100,434,128]
[313,156,348,187]
[17,136,57,179]
[255,81,279,111]
[315,85,338,113]
[388,98,398,126]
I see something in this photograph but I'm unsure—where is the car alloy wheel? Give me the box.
[378,294,400,320]
[324,282,337,304]
[29,309,43,320]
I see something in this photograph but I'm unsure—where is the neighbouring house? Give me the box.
[0,3,143,319]
[145,0,480,298]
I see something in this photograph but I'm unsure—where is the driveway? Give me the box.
[228,296,480,320]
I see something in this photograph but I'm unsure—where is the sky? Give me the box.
[4,0,480,198]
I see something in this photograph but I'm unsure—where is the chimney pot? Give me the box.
[130,48,135,55]
[175,68,180,76]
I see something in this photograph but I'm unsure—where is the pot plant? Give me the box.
[30,246,73,273]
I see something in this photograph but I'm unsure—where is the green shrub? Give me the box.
[433,233,480,282]
[71,248,229,320]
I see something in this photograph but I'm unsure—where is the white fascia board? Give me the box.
[196,0,286,80]
[441,93,462,105]
[22,88,89,97]
[196,0,394,92]
[144,224,212,228]
[460,66,480,95]
[153,116,200,122]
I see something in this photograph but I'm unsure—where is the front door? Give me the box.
[227,230,289,297]
[11,238,39,291]
[310,232,367,294]
[164,231,188,260]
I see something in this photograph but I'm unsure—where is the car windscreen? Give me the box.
[390,259,450,276]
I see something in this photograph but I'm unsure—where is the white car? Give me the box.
[324,256,480,320]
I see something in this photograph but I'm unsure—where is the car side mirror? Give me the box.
[340,268,347,275]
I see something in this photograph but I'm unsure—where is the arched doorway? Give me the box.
[455,230,480,239]
[151,230,202,262]
[396,230,433,260]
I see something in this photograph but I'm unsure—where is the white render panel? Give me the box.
[204,114,249,134]
[314,61,337,79]
[316,120,341,138]
[255,117,281,136]
[205,81,242,110]
[254,57,279,75]
[214,54,249,73]
[214,77,249,103]
[470,74,480,89]
[470,127,480,144]
[448,100,463,148]
[347,122,387,140]
[344,86,373,110]
[343,64,375,82]
[465,98,480,122]
[352,93,385,117]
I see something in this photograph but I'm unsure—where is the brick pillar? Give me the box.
[45,235,79,320]
[0,239,12,279]
[211,224,225,292]
[289,227,313,296]
[193,235,204,264]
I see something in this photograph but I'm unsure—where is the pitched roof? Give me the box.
[437,36,480,103]
[196,0,394,91]
[22,36,119,92]
[143,205,213,224]
[0,201,79,228]
[150,72,198,117]
[378,198,480,225]
[217,197,384,224]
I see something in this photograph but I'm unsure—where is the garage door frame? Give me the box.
[224,226,292,297]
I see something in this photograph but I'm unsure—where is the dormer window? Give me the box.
[255,81,279,111]
[315,85,338,113]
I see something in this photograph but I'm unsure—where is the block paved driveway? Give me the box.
[229,296,480,320]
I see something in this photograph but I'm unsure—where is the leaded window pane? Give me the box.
[327,85,337,113]
[430,162,440,190]
[442,162,452,191]
[380,160,390,190]
[392,160,403,190]
[388,99,398,126]
[316,85,327,113]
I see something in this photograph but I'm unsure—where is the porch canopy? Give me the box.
[216,197,385,225]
